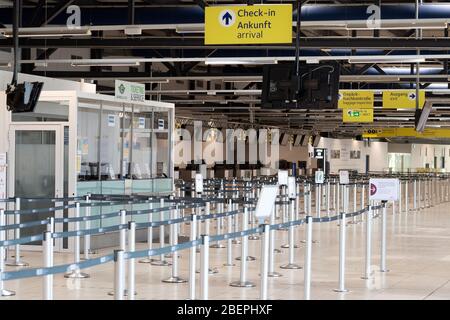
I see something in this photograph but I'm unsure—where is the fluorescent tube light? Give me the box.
[71,61,141,67]
[1,29,92,38]
[348,57,426,64]
[205,59,278,65]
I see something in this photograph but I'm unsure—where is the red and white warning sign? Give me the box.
[369,178,399,201]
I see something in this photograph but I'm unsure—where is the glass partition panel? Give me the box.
[154,132,170,178]
[12,100,69,122]
[77,105,100,181]
[131,106,152,180]
[100,104,123,181]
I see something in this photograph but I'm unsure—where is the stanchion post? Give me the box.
[113,250,125,300]
[268,206,282,277]
[65,202,89,278]
[304,216,313,300]
[189,213,197,300]
[230,208,255,287]
[334,213,348,293]
[152,198,171,266]
[200,235,210,300]
[0,209,15,296]
[7,197,28,267]
[280,199,301,269]
[128,221,136,300]
[224,200,234,267]
[380,202,389,273]
[260,224,270,300]
[163,204,187,283]
[43,231,53,300]
[84,193,92,260]
[362,205,373,280]
[139,199,154,263]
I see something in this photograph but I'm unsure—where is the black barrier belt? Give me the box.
[51,224,129,240]
[0,198,15,203]
[0,219,49,231]
[0,234,44,247]
[209,227,264,243]
[125,239,202,260]
[1,253,115,281]
[18,196,85,203]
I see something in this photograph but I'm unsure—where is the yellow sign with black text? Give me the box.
[382,90,425,109]
[342,108,374,123]
[204,5,293,45]
[338,90,374,109]
[363,128,450,139]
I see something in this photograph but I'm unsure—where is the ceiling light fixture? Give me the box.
[70,61,141,67]
[1,29,92,38]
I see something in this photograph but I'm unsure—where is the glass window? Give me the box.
[100,104,123,180]
[131,105,152,179]
[77,105,100,181]
[12,100,69,122]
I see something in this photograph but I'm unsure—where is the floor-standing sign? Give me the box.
[369,178,399,274]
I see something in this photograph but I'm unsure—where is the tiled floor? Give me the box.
[2,202,450,300]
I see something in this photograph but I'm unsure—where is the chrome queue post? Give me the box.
[303,216,313,300]
[139,199,155,264]
[127,221,136,300]
[260,224,270,300]
[210,189,226,248]
[362,205,373,280]
[413,179,417,211]
[334,212,348,293]
[405,181,409,213]
[113,249,125,300]
[200,234,210,300]
[65,202,89,278]
[83,194,93,260]
[223,199,235,267]
[268,205,282,278]
[0,209,15,296]
[188,213,197,300]
[230,207,256,288]
[43,231,53,300]
[380,201,389,273]
[108,210,131,296]
[326,181,331,217]
[280,197,301,270]
[152,198,171,266]
[7,197,28,267]
[164,205,188,284]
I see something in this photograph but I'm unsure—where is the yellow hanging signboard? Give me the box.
[363,128,450,139]
[382,90,425,109]
[338,90,374,109]
[342,108,374,123]
[204,4,293,45]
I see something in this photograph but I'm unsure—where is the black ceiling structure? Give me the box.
[1,0,450,138]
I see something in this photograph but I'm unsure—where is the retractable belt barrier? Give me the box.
[1,204,377,282]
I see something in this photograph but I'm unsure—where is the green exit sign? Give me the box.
[348,111,360,117]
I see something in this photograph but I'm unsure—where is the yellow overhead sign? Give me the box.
[204,4,293,45]
[363,128,450,139]
[382,90,425,109]
[342,108,374,123]
[338,90,374,109]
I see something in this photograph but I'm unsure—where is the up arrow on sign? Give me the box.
[222,12,233,25]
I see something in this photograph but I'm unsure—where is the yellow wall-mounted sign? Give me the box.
[342,108,374,123]
[338,90,374,109]
[382,90,425,109]
[204,4,293,45]
[363,128,450,139]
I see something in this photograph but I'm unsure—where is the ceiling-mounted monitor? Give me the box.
[261,62,341,110]
[6,82,44,113]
